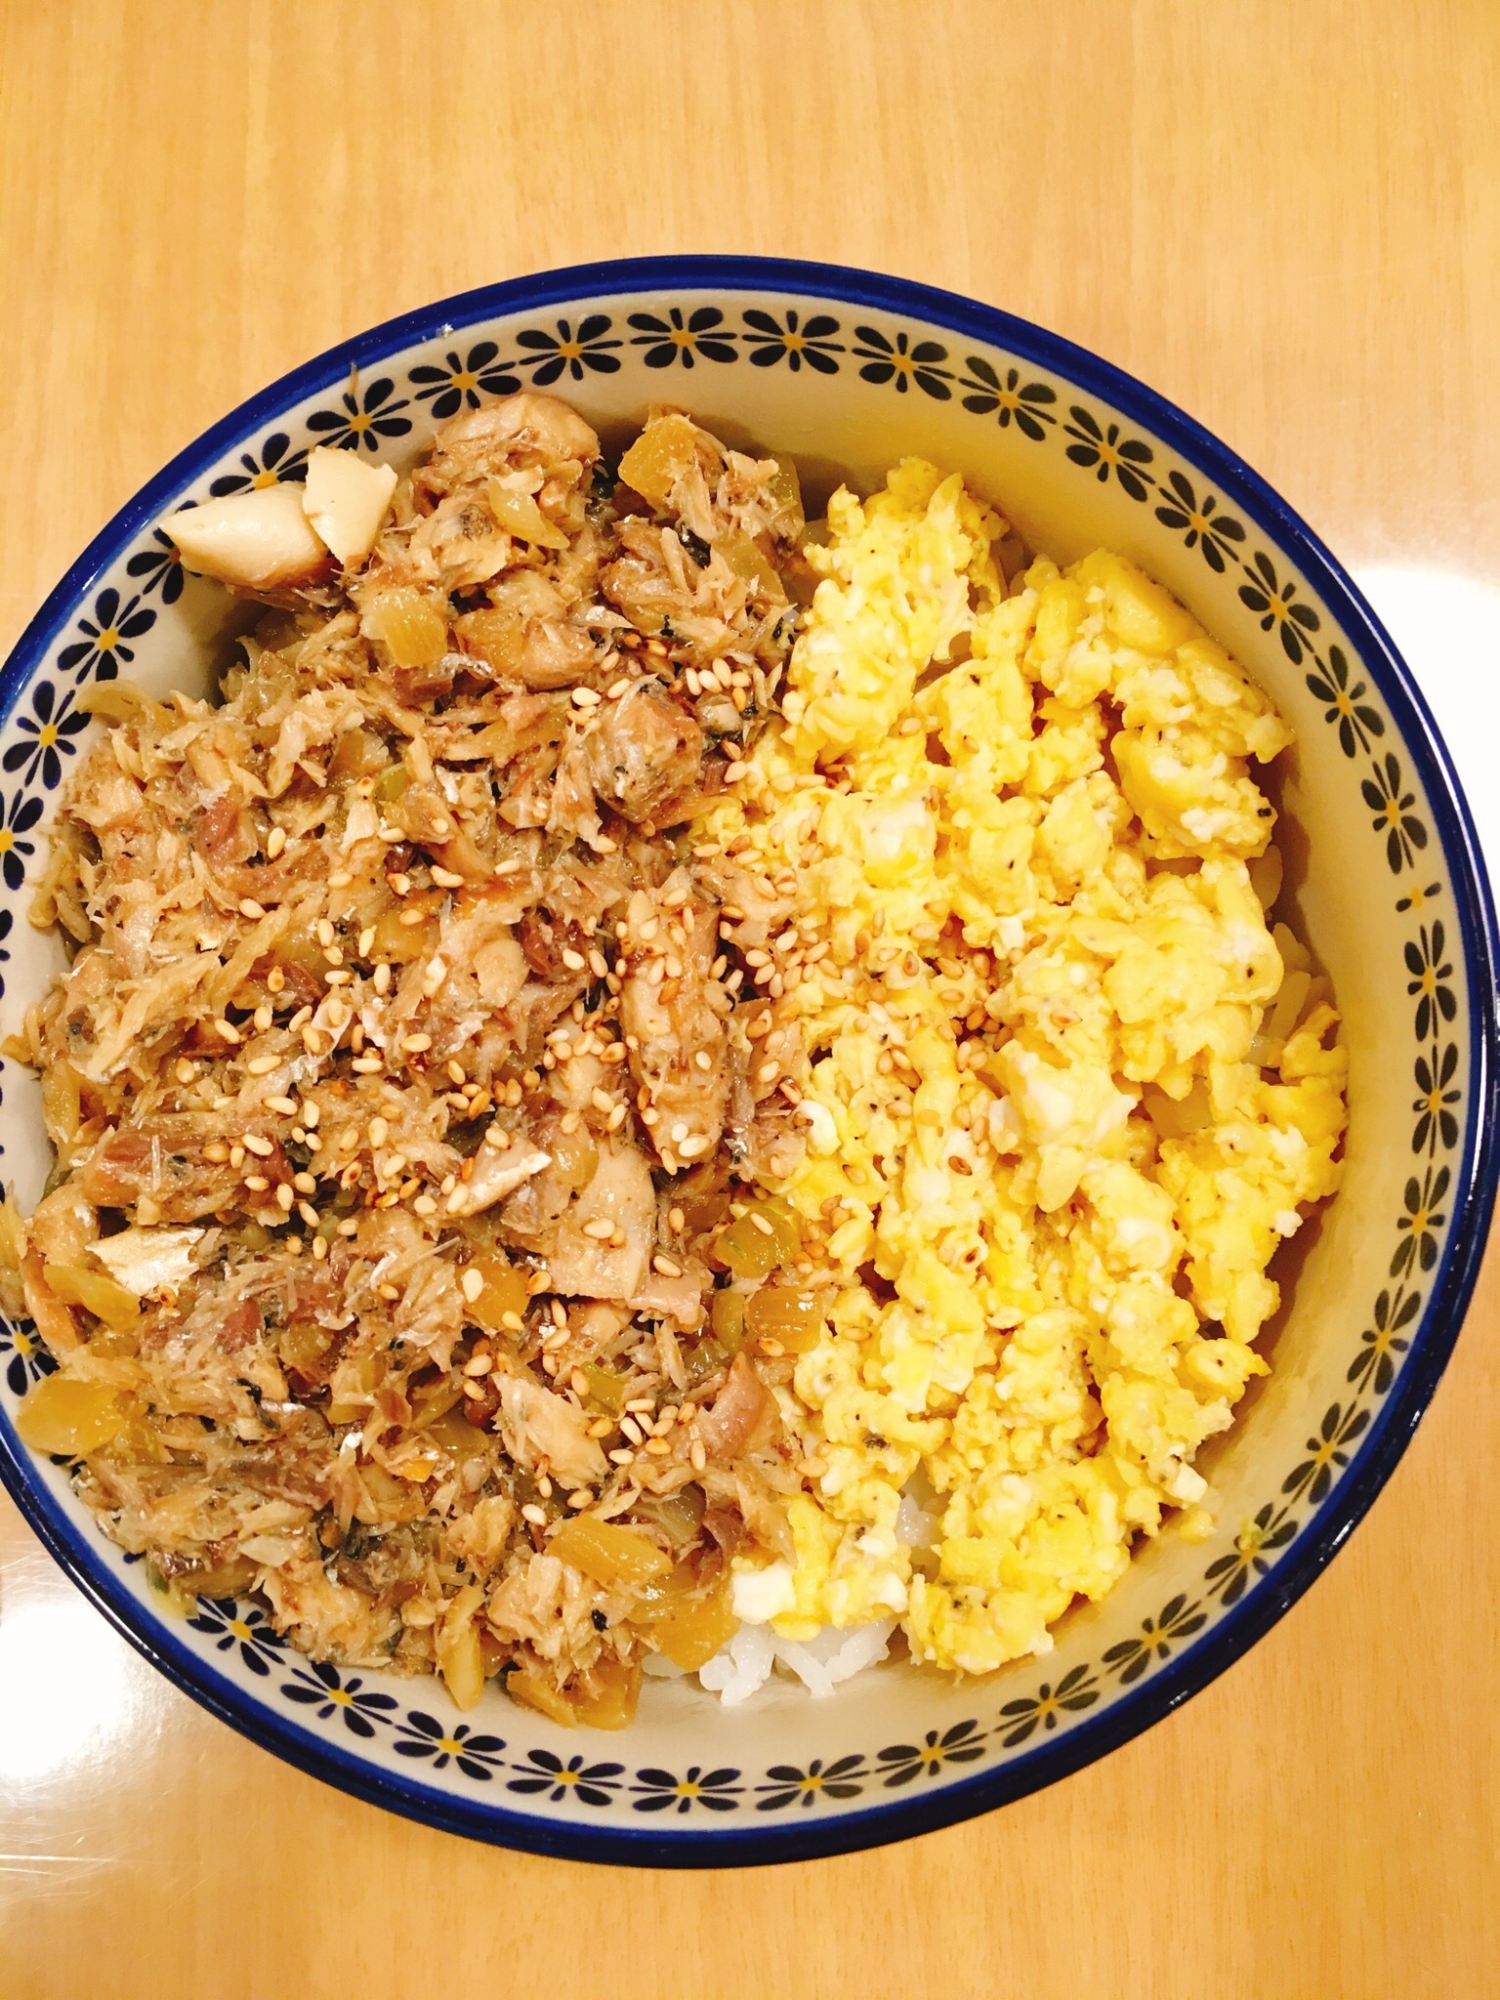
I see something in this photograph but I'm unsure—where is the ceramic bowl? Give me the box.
[0,258,1494,1867]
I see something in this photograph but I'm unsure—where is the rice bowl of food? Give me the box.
[0,257,1491,1864]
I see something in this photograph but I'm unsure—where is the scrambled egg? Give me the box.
[706,459,1347,1676]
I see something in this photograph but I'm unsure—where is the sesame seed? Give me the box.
[582,1217,614,1240]
[607,1448,635,1466]
[571,686,601,708]
[461,1379,485,1401]
[560,948,587,973]
[337,1218,359,1237]
[690,1440,707,1472]
[652,1255,683,1278]
[566,1488,592,1508]
[483,1124,510,1150]
[291,1171,316,1195]
[521,1504,547,1527]
[445,1186,470,1214]
[643,1437,671,1457]
[500,1310,524,1332]
[605,1103,627,1131]
[204,1142,230,1163]
[325,968,352,984]
[462,1352,492,1377]
[229,1145,246,1169]
[431,866,465,889]
[620,1416,644,1445]
[266,826,286,859]
[587,948,608,977]
[412,1193,437,1215]
[460,1268,485,1304]
[373,963,392,995]
[677,1133,711,1159]
[311,1236,328,1261]
[757,1060,780,1083]
[758,1337,785,1357]
[265,1094,297,1116]
[422,957,448,996]
[387,872,411,897]
[398,908,426,929]
[590,1087,614,1114]
[400,1033,433,1053]
[749,1212,774,1236]
[214,1019,242,1044]
[352,1055,383,1073]
[297,1200,319,1227]
[275,1184,295,1212]
[358,926,376,957]
[239,897,267,921]
[446,1059,467,1085]
[246,1053,280,1076]
[243,1134,274,1158]
[267,966,286,994]
[316,918,335,948]
[670,1121,689,1142]
[724,760,748,782]
[243,1174,270,1193]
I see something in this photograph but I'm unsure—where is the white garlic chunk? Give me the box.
[168,484,328,589]
[301,447,398,566]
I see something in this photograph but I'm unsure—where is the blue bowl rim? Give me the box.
[0,253,1494,1869]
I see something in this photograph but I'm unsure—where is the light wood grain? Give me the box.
[1,4,1497,1995]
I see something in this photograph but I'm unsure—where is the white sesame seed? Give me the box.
[245,1053,280,1076]
[431,866,464,889]
[520,1504,547,1527]
[239,897,267,921]
[561,947,587,972]
[214,1019,242,1044]
[460,1267,485,1304]
[243,1134,274,1159]
[243,1173,270,1192]
[266,826,287,859]
[400,1033,433,1053]
[652,1254,683,1277]
[275,1184,295,1213]
[422,957,448,996]
[677,1133,711,1159]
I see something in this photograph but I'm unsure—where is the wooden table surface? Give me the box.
[2,4,1498,1994]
